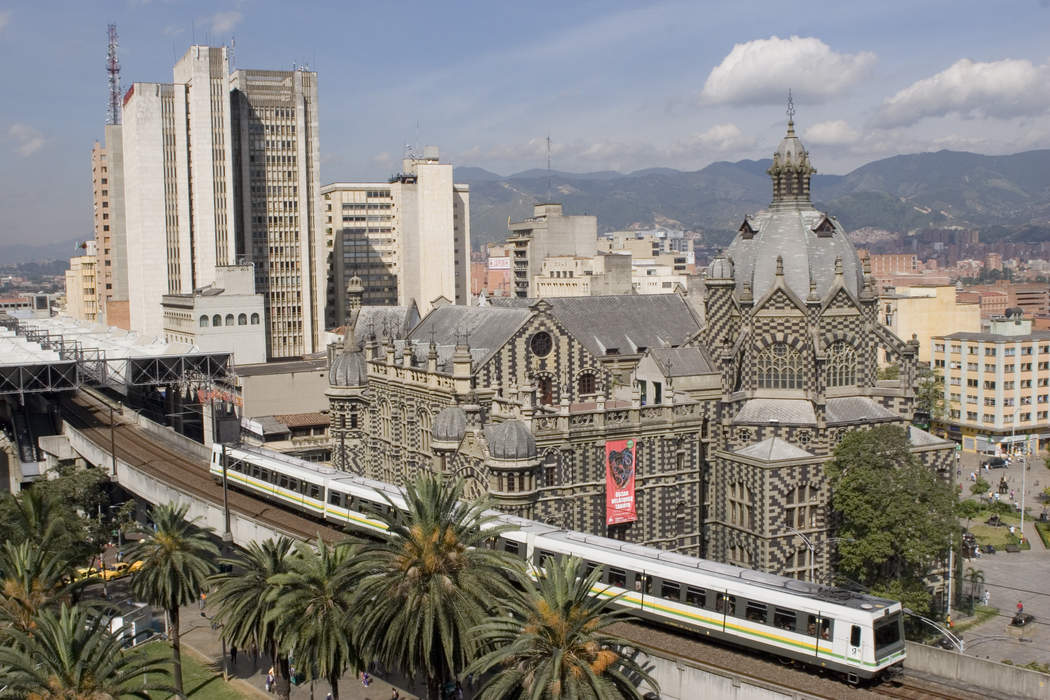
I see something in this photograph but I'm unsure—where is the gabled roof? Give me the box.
[734,437,814,462]
[733,398,817,425]
[909,425,952,447]
[647,346,716,377]
[406,305,532,368]
[825,396,898,425]
[489,294,701,357]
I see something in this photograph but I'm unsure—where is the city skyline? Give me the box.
[2,0,1049,245]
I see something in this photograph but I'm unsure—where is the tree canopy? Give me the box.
[824,425,956,614]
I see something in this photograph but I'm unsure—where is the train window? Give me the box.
[716,594,736,615]
[642,576,654,595]
[774,608,796,631]
[308,485,321,500]
[584,561,600,579]
[262,469,273,483]
[608,568,627,588]
[504,540,521,557]
[875,618,901,650]
[634,574,646,592]
[660,581,680,601]
[328,491,342,506]
[820,619,833,640]
[685,587,705,608]
[745,601,767,623]
[850,625,861,647]
[278,475,288,489]
[535,550,557,567]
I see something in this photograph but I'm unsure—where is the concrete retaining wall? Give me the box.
[65,423,291,548]
[126,410,212,463]
[905,641,1050,699]
[637,649,821,700]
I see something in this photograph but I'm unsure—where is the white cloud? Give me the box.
[877,58,1050,127]
[208,11,242,35]
[8,124,45,157]
[0,11,10,32]
[804,120,860,145]
[700,35,875,105]
[689,123,753,152]
[162,24,184,37]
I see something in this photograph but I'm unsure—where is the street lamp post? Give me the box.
[109,403,117,478]
[905,608,964,653]
[788,526,816,584]
[1020,436,1028,544]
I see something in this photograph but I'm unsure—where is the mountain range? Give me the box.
[457,149,1050,250]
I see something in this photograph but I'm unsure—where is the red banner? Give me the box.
[605,438,637,525]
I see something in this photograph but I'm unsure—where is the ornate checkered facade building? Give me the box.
[327,121,954,582]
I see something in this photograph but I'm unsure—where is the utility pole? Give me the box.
[220,442,231,680]
[946,533,954,621]
[109,403,117,477]
[1020,435,1029,544]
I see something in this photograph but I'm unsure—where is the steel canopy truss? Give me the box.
[0,318,233,397]
[0,361,80,395]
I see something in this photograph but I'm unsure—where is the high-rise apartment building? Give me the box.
[123,46,237,338]
[91,126,129,328]
[322,148,470,328]
[231,68,324,359]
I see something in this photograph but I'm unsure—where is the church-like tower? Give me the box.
[698,112,947,583]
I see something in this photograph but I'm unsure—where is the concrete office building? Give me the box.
[161,264,267,364]
[122,46,237,339]
[934,309,1050,453]
[91,126,129,328]
[532,253,632,297]
[508,204,597,298]
[323,148,471,328]
[231,68,325,359]
[879,285,981,365]
[64,241,99,321]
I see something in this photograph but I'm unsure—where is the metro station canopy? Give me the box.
[0,315,233,398]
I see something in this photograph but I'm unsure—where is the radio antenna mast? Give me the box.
[546,133,552,203]
[106,24,121,125]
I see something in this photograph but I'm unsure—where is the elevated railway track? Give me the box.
[61,391,981,700]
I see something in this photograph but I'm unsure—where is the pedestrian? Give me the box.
[326,693,333,700]
[391,690,400,700]
[266,669,274,693]
[983,590,990,606]
[199,591,206,611]
[230,645,237,664]
[1017,600,1024,614]
[361,671,371,687]
[946,614,953,629]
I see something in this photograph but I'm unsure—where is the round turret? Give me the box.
[433,406,467,443]
[484,420,536,460]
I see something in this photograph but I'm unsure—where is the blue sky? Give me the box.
[2,0,1049,245]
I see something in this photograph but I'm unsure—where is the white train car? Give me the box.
[209,444,905,681]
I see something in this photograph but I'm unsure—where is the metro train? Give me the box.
[210,443,905,681]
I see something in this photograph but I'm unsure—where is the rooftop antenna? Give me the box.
[546,133,552,203]
[106,24,121,125]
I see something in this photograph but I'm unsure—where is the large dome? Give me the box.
[724,119,863,302]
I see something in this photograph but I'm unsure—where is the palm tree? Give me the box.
[467,556,657,700]
[209,537,296,700]
[0,603,172,699]
[128,502,218,699]
[350,473,524,700]
[267,538,360,700]
[0,540,81,636]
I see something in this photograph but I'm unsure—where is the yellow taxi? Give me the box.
[73,566,102,582]
[101,560,146,580]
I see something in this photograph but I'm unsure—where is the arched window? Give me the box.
[825,341,856,388]
[577,372,596,396]
[756,343,802,389]
[380,402,391,440]
[250,312,260,325]
[785,483,820,529]
[538,376,554,405]
[225,314,235,326]
[199,315,209,328]
[727,544,752,569]
[418,409,432,453]
[728,481,754,530]
[212,314,222,327]
[238,313,247,326]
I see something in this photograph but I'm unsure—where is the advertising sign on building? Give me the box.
[488,256,511,270]
[605,438,637,525]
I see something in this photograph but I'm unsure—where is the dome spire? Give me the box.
[786,89,796,136]
[767,92,816,208]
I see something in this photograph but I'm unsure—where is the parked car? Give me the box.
[74,566,102,582]
[983,457,1008,469]
[101,560,145,581]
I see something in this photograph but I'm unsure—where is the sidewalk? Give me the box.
[178,602,424,700]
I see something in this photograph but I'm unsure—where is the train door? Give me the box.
[847,623,862,663]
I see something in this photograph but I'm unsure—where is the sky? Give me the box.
[2,0,1049,246]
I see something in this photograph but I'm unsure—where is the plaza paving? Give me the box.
[954,449,1050,667]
